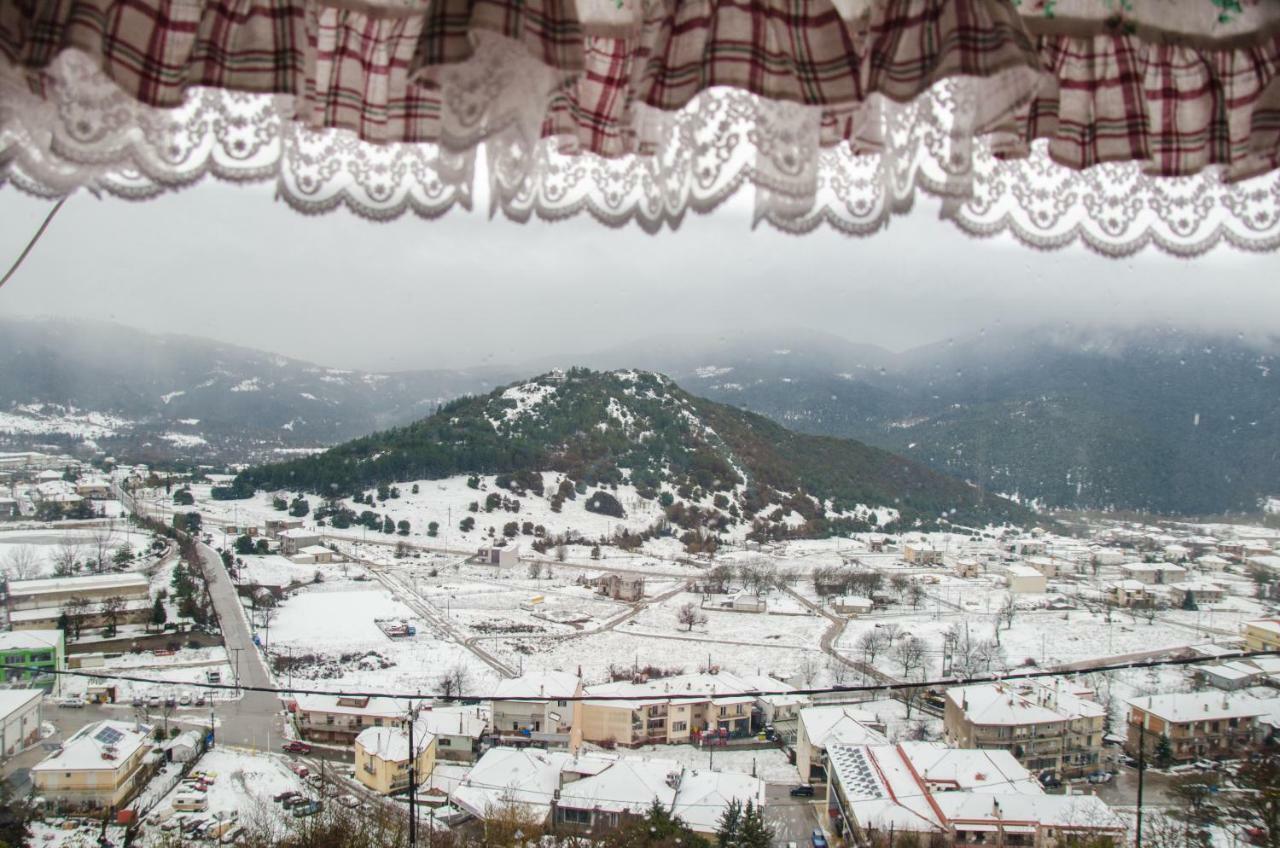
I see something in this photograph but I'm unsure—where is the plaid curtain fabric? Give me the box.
[1,0,1278,178]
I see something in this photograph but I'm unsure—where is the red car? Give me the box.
[281,741,312,754]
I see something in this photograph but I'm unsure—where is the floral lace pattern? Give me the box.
[3,47,1277,256]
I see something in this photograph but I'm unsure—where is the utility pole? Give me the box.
[1135,722,1146,848]
[408,699,421,848]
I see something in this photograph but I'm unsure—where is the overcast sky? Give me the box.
[1,183,1277,372]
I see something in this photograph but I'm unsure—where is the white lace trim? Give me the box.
[2,47,1278,257]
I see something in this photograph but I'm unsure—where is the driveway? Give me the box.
[765,781,820,847]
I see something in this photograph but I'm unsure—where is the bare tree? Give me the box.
[63,596,92,639]
[855,628,890,665]
[555,543,567,563]
[676,602,707,632]
[90,522,117,572]
[100,594,126,636]
[797,653,820,687]
[828,656,851,686]
[435,663,471,700]
[527,561,542,580]
[890,573,909,599]
[907,583,926,609]
[999,596,1017,632]
[893,635,926,681]
[53,539,83,577]
[881,622,901,646]
[4,545,40,581]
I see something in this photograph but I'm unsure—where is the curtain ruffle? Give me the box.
[2,1,1280,253]
[5,0,1280,176]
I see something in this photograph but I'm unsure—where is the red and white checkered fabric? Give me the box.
[2,0,1279,177]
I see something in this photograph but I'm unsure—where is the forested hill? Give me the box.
[238,369,1033,535]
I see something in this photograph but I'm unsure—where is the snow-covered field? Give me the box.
[0,523,150,578]
[266,577,505,695]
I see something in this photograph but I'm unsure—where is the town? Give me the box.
[0,447,1278,848]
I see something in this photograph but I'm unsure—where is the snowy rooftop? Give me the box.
[511,753,768,834]
[451,748,617,820]
[355,725,433,762]
[0,629,63,652]
[798,705,886,748]
[0,688,43,717]
[1127,691,1274,724]
[948,681,1104,726]
[293,692,406,718]
[419,706,487,739]
[827,742,1119,834]
[9,572,150,595]
[586,671,761,708]
[32,720,152,773]
[491,671,582,701]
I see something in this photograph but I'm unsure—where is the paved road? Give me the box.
[765,782,819,847]
[195,541,287,752]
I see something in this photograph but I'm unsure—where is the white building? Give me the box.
[1006,564,1047,594]
[826,742,1124,847]
[795,705,887,783]
[0,689,44,758]
[490,671,582,750]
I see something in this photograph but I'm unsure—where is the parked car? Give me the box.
[164,694,177,708]
[1038,771,1062,789]
[57,696,85,708]
[178,692,192,706]
[789,784,815,797]
[147,695,162,708]
[281,741,312,754]
[194,692,207,707]
[273,791,299,804]
[339,795,360,809]
[1086,771,1113,785]
[131,695,144,707]
[281,795,309,810]
[811,829,829,848]
[292,801,322,818]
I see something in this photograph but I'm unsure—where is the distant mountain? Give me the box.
[4,318,1274,515]
[240,369,1032,533]
[0,318,513,465]
[655,328,1280,515]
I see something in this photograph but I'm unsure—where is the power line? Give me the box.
[21,648,1279,702]
[0,196,67,291]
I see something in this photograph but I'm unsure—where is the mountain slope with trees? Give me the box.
[238,369,1032,535]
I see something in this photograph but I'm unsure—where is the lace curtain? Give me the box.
[3,0,1280,256]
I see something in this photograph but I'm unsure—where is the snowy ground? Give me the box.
[139,748,310,844]
[265,577,505,695]
[0,523,155,579]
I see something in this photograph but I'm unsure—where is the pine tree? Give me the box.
[1154,733,1174,769]
[714,798,742,845]
[151,596,168,626]
[738,800,773,848]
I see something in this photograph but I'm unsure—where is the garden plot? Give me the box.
[266,580,503,693]
[625,591,827,647]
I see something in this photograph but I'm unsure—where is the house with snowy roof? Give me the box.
[826,742,1124,848]
[32,720,155,809]
[490,671,583,750]
[795,705,887,784]
[945,680,1105,779]
[554,756,766,837]
[1125,691,1276,762]
[354,723,437,795]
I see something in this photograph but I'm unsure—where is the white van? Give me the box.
[172,793,208,812]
